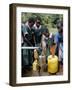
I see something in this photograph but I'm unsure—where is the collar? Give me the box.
[34,24,41,30]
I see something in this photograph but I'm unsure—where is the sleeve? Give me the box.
[22,25,28,36]
[24,27,28,36]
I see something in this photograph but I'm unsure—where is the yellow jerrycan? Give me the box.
[33,49,39,71]
[48,55,58,74]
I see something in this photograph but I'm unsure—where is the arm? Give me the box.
[22,25,33,46]
[24,34,33,46]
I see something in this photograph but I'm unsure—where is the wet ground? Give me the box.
[22,63,63,77]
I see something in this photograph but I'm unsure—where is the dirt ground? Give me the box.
[22,63,63,77]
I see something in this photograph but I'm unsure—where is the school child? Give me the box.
[22,17,35,72]
[54,20,63,64]
[41,31,54,62]
[47,43,59,74]
[33,16,48,55]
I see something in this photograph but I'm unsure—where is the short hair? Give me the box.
[35,16,41,22]
[50,42,56,48]
[28,17,35,23]
[57,20,63,29]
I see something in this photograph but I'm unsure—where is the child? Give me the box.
[47,43,59,74]
[41,32,54,69]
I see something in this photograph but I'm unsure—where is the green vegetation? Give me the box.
[21,13,63,34]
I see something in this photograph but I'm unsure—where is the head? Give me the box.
[57,20,63,34]
[35,16,41,28]
[28,17,35,28]
[50,43,56,56]
[43,29,50,37]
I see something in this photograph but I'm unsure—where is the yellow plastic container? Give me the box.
[48,55,58,74]
[33,60,38,71]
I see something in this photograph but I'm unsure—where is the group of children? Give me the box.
[21,16,63,76]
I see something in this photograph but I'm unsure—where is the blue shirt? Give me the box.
[54,32,63,56]
[54,32,63,45]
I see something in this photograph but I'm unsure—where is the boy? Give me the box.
[47,43,58,74]
[54,20,63,64]
[21,17,35,76]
